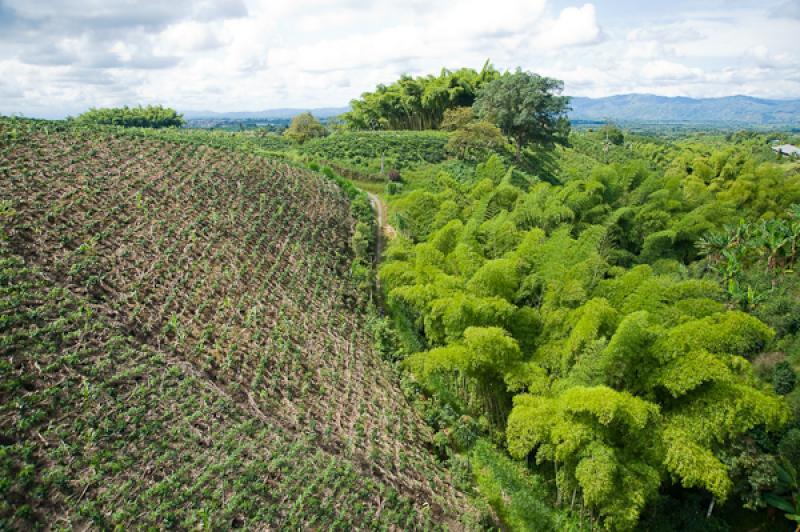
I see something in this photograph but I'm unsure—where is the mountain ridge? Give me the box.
[180,94,800,125]
[568,93,800,124]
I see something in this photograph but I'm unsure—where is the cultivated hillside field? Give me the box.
[0,119,476,529]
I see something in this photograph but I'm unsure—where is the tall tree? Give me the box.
[474,69,571,161]
[284,112,327,144]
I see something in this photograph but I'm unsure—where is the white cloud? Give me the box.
[624,40,671,60]
[533,4,602,49]
[1,0,799,117]
[641,60,703,81]
[157,22,223,53]
[627,22,705,44]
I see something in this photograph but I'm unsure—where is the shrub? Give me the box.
[445,121,506,162]
[774,361,797,395]
[441,107,475,131]
[779,429,800,468]
[600,123,625,145]
[299,131,448,172]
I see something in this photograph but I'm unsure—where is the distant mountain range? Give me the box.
[568,94,800,125]
[180,94,800,126]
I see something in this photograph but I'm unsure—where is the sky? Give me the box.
[0,0,799,118]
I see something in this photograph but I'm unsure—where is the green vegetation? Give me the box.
[341,68,800,531]
[380,146,795,528]
[5,64,800,532]
[0,117,478,529]
[125,125,291,156]
[474,69,571,161]
[75,105,185,128]
[284,111,327,144]
[342,62,500,130]
[299,130,449,176]
[471,438,575,530]
[446,119,506,163]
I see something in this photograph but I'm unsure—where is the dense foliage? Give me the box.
[342,63,500,130]
[474,70,571,161]
[380,126,800,529]
[75,105,185,128]
[445,120,506,162]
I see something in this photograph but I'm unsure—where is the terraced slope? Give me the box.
[0,120,472,529]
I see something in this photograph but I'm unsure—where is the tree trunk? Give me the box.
[555,461,561,506]
[706,498,715,518]
[515,136,522,162]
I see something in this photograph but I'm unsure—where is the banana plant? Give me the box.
[758,218,791,273]
[697,231,729,265]
[786,204,800,270]
[764,459,800,531]
[727,219,753,248]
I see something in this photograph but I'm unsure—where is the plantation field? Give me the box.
[300,130,449,177]
[0,119,476,529]
[126,126,292,157]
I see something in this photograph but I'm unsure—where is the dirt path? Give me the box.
[367,192,396,266]
[367,192,397,308]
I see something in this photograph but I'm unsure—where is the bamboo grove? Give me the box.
[380,127,800,529]
[342,62,501,131]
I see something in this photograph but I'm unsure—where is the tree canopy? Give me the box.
[474,69,571,161]
[342,63,500,131]
[75,105,184,128]
[284,112,327,144]
[380,132,800,529]
[445,120,506,162]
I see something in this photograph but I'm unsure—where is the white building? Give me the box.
[773,144,800,156]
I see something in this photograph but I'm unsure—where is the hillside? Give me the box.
[570,94,800,126]
[0,119,476,529]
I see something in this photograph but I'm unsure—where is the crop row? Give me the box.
[0,119,472,528]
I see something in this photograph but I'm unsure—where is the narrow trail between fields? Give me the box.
[367,192,396,309]
[367,192,396,266]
